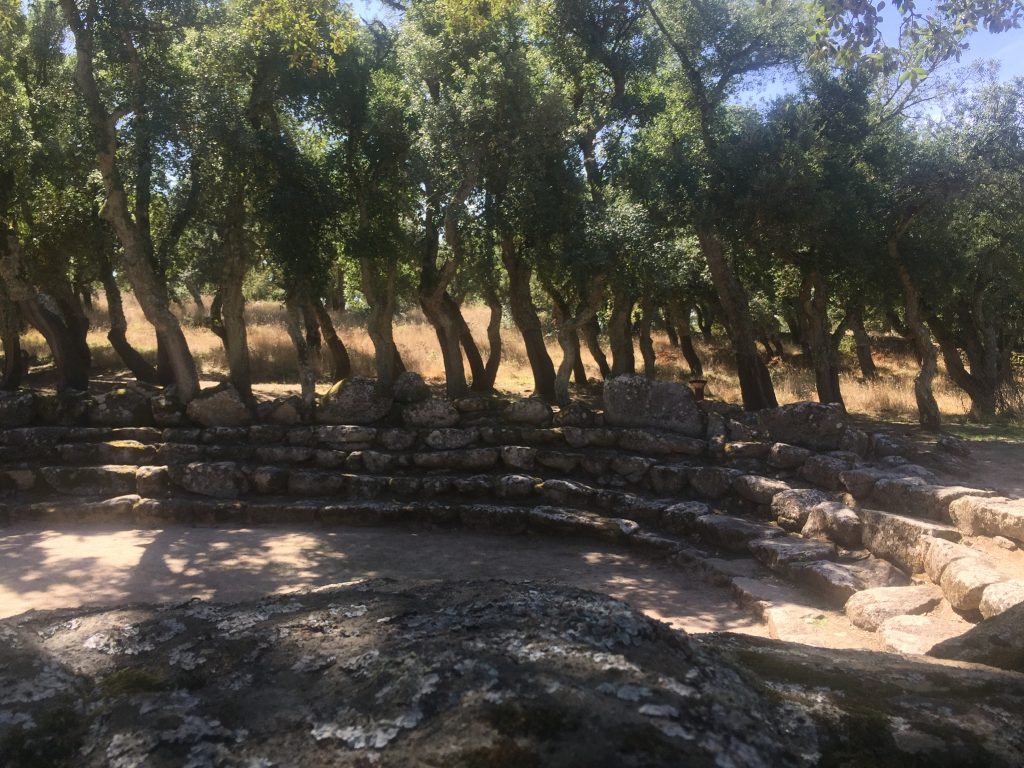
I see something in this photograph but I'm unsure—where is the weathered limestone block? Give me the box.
[89,388,154,427]
[561,427,617,449]
[392,371,430,403]
[135,465,171,497]
[288,470,345,496]
[536,450,583,473]
[602,374,704,436]
[402,398,460,429]
[317,425,377,446]
[766,442,811,470]
[771,489,830,532]
[494,474,538,500]
[377,428,417,452]
[979,581,1024,619]
[151,393,187,427]
[859,509,960,574]
[499,445,537,471]
[799,454,854,491]
[319,377,393,425]
[697,515,784,553]
[845,584,944,631]
[732,475,791,506]
[647,464,690,495]
[922,536,982,583]
[186,384,252,427]
[839,467,890,499]
[58,440,156,466]
[504,397,553,427]
[789,558,908,607]
[608,455,655,483]
[40,465,138,496]
[552,401,600,428]
[248,465,289,495]
[801,502,862,549]
[724,442,771,460]
[661,501,711,534]
[618,429,706,456]
[756,401,848,451]
[171,461,248,499]
[748,536,836,572]
[360,450,396,474]
[949,496,1024,543]
[539,479,594,506]
[688,467,743,499]
[939,557,1006,612]
[425,428,478,450]
[879,614,972,656]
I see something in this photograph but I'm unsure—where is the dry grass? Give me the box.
[18,294,974,422]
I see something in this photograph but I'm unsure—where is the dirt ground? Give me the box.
[0,524,766,638]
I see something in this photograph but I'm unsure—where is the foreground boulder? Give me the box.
[603,374,704,436]
[929,601,1024,672]
[757,401,852,452]
[1,580,1022,767]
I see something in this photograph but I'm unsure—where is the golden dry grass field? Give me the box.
[19,295,975,424]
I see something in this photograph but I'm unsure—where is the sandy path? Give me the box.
[0,525,765,637]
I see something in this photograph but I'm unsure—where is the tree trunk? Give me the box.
[662,307,680,347]
[581,316,611,379]
[698,229,777,410]
[61,0,200,401]
[608,287,635,377]
[1,229,90,390]
[848,308,877,379]
[544,277,606,405]
[312,298,351,383]
[670,301,703,377]
[695,304,714,340]
[360,254,402,389]
[285,296,317,408]
[930,318,996,421]
[0,282,23,390]
[501,237,555,400]
[480,284,502,391]
[97,251,158,383]
[800,269,843,406]
[184,277,207,323]
[890,236,940,430]
[572,333,588,385]
[448,294,489,392]
[217,206,253,400]
[638,298,657,379]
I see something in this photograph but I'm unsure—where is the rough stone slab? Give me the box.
[980,581,1024,619]
[618,429,705,456]
[39,465,138,496]
[839,467,889,499]
[771,489,830,532]
[756,401,849,451]
[790,557,908,608]
[424,428,478,450]
[930,602,1024,672]
[401,398,459,429]
[766,442,811,469]
[539,479,595,506]
[603,373,704,436]
[949,496,1024,543]
[458,503,528,533]
[57,440,157,466]
[525,506,636,542]
[185,384,252,427]
[499,445,537,470]
[872,479,989,521]
[170,461,248,499]
[504,397,552,426]
[288,470,346,496]
[748,536,836,572]
[844,584,944,631]
[647,464,690,495]
[799,454,855,491]
[696,515,785,553]
[689,467,743,499]
[859,508,960,574]
[939,557,1006,612]
[661,502,711,534]
[608,455,654,482]
[921,536,983,583]
[723,441,771,460]
[801,502,862,549]
[317,425,378,445]
[536,450,584,473]
[879,614,973,656]
[135,465,171,497]
[9,494,140,524]
[732,475,791,506]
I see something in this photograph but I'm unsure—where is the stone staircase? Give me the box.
[2,382,1023,661]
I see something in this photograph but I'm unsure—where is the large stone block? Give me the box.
[185,384,253,427]
[756,401,849,451]
[845,584,944,631]
[319,377,393,425]
[602,374,703,436]
[859,509,960,574]
[949,496,1024,543]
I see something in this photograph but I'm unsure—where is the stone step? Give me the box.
[949,495,1024,544]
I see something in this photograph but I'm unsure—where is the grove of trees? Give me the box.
[1,0,1022,429]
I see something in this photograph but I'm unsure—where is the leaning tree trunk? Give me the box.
[670,301,704,377]
[312,298,351,383]
[572,332,588,386]
[62,0,200,401]
[848,308,877,379]
[217,207,254,401]
[800,269,843,406]
[545,277,606,405]
[479,283,503,392]
[698,230,777,410]
[930,318,996,422]
[661,307,680,348]
[608,287,636,377]
[184,276,207,323]
[447,294,489,393]
[97,251,157,383]
[1,229,90,390]
[360,255,402,389]
[501,238,555,400]
[285,295,317,409]
[638,298,657,379]
[581,316,611,379]
[0,282,23,390]
[890,236,940,430]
